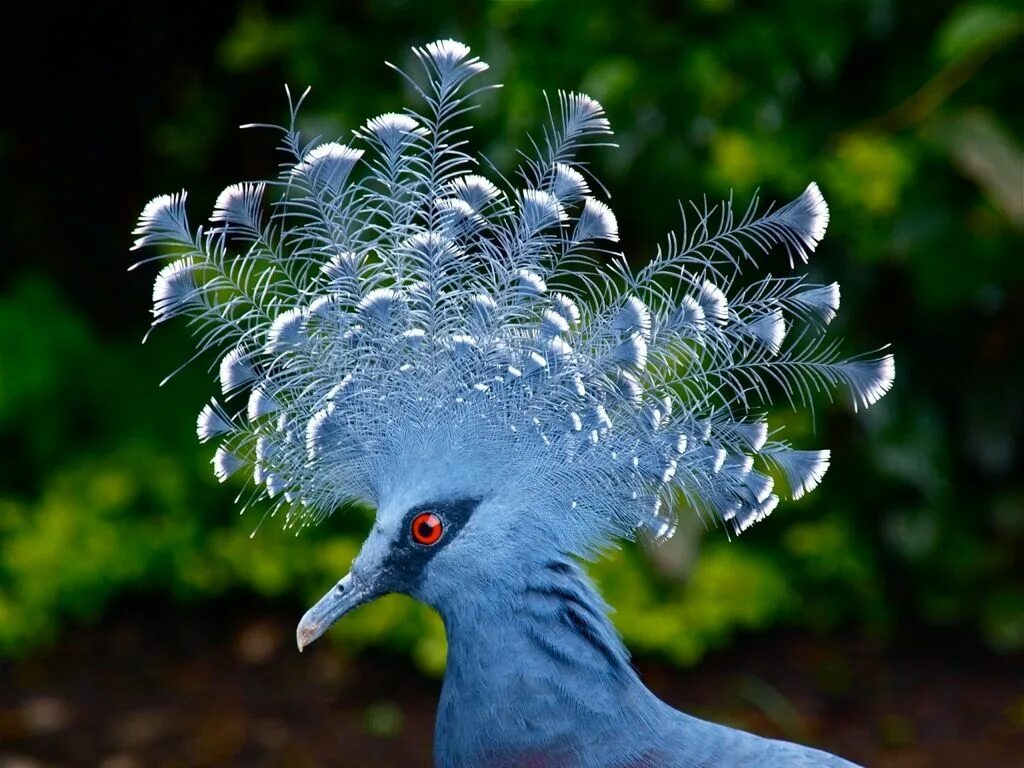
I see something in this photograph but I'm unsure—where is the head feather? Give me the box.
[135,40,893,545]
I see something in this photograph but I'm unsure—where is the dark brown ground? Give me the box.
[1,599,1021,767]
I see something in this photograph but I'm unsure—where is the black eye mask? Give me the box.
[379,497,480,592]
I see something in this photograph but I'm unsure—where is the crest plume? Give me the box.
[133,39,893,549]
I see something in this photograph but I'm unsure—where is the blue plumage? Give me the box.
[134,39,891,767]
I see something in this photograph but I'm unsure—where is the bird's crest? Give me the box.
[133,39,893,552]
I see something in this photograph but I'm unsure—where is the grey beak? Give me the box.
[296,572,376,651]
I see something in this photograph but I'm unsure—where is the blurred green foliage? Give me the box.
[1,0,1022,671]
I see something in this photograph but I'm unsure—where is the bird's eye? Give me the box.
[410,512,444,546]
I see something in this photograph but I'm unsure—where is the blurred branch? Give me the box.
[853,7,1022,134]
[923,109,1024,227]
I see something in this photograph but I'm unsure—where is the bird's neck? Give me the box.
[433,559,666,767]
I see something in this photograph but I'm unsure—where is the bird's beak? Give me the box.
[296,571,377,651]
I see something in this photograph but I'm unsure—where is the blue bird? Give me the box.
[134,39,892,767]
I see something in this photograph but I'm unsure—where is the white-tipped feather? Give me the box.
[152,259,197,322]
[846,354,896,412]
[448,174,502,210]
[308,295,338,322]
[771,449,831,500]
[697,281,728,326]
[744,470,775,504]
[362,112,427,149]
[358,288,406,325]
[266,308,307,354]
[667,296,706,334]
[610,335,648,371]
[321,251,361,282]
[326,375,353,402]
[587,404,612,433]
[712,447,727,473]
[544,336,573,364]
[662,434,684,456]
[132,192,189,250]
[517,269,548,296]
[256,436,277,464]
[690,445,727,474]
[305,406,338,461]
[550,293,581,326]
[792,282,841,325]
[470,294,499,326]
[265,473,286,497]
[197,402,232,442]
[291,142,364,193]
[519,189,567,232]
[402,328,427,349]
[615,370,643,405]
[421,39,488,77]
[551,163,590,202]
[731,421,769,452]
[539,309,570,338]
[612,297,652,339]
[562,92,611,135]
[748,310,788,355]
[437,197,483,235]
[523,351,548,376]
[723,454,755,478]
[575,197,618,242]
[401,231,462,265]
[734,493,779,533]
[210,182,264,228]
[219,346,255,395]
[450,333,478,352]
[776,182,830,260]
[247,386,279,421]
[212,446,244,483]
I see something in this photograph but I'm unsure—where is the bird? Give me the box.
[133,39,893,768]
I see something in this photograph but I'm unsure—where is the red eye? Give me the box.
[411,512,443,546]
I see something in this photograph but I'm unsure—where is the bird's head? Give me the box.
[295,451,605,650]
[134,39,894,655]
[296,494,485,650]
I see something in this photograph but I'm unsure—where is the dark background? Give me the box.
[1,1,1022,766]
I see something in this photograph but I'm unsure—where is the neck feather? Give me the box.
[517,560,632,677]
[433,558,665,766]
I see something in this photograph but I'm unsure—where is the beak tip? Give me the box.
[296,621,318,653]
[295,572,365,655]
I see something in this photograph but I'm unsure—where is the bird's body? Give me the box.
[134,39,890,767]
[435,559,857,767]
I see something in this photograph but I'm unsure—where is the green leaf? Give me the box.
[937,3,1023,64]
